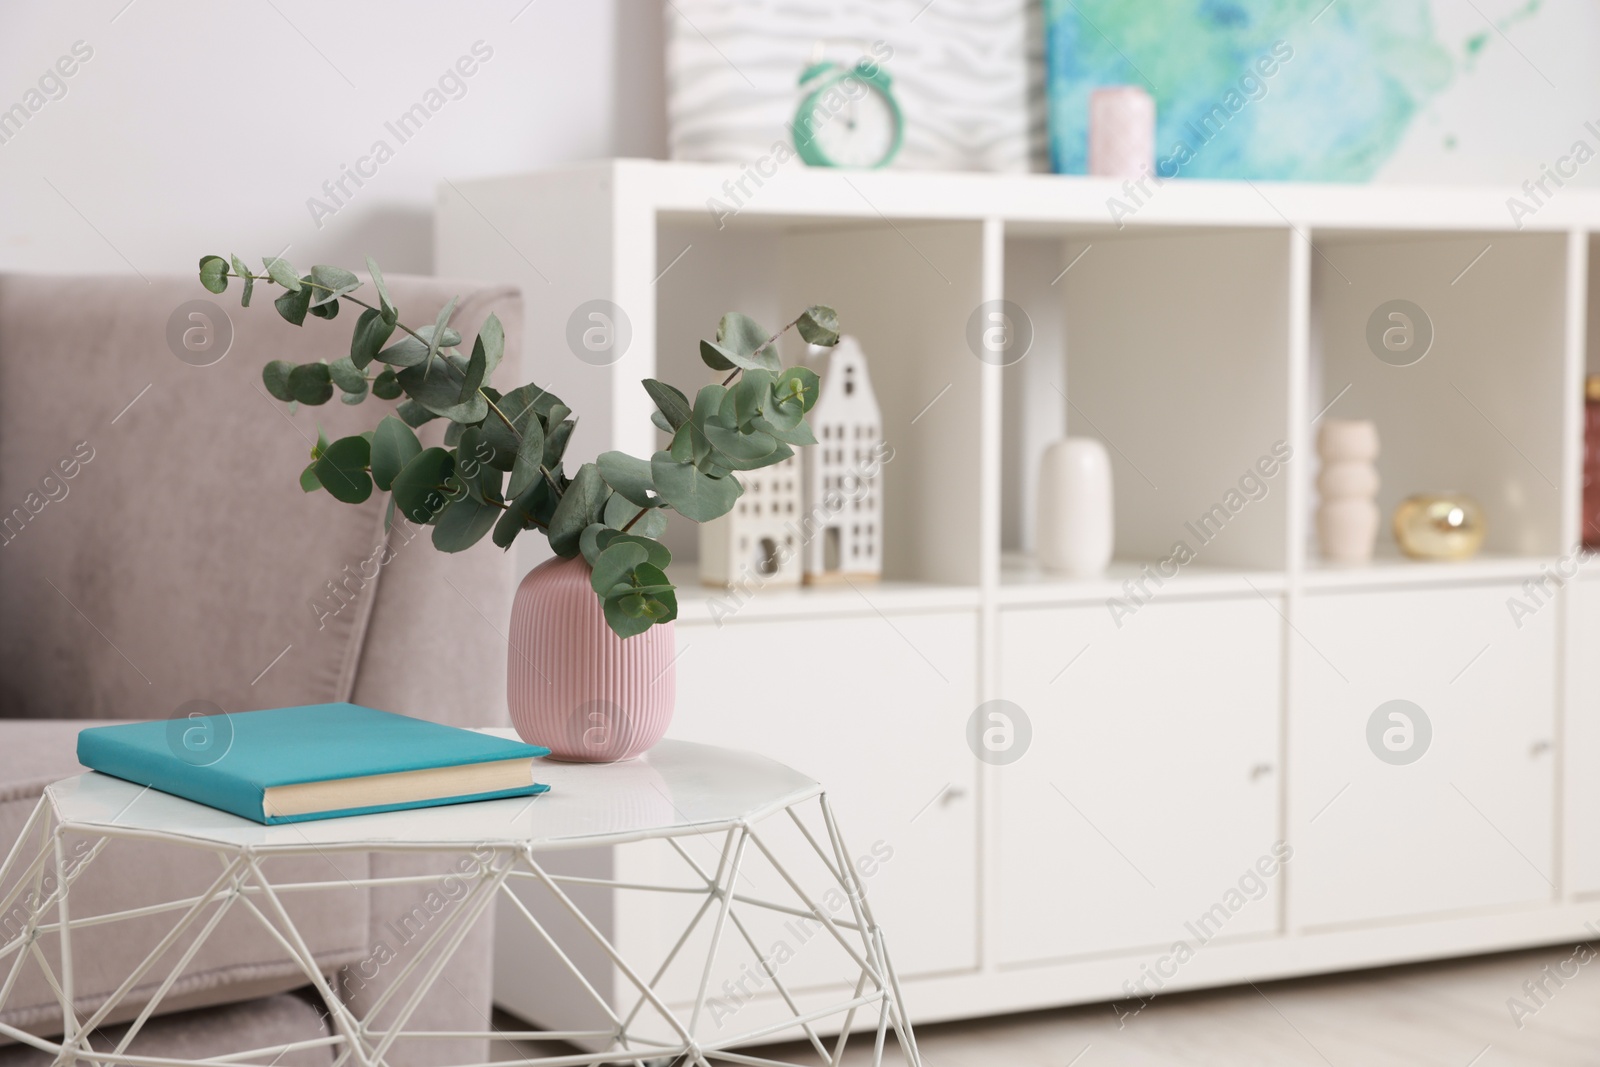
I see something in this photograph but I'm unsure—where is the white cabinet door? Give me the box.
[1290,584,1556,929]
[1566,580,1600,894]
[626,609,980,1000]
[996,598,1283,967]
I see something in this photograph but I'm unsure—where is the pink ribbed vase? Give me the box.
[507,555,676,762]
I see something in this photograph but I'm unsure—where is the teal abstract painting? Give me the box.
[1044,0,1462,181]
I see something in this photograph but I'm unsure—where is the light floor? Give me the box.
[493,941,1600,1065]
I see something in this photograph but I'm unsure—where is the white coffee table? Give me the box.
[0,737,921,1067]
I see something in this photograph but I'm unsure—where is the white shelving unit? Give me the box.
[438,160,1600,1036]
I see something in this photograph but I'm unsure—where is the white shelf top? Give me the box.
[669,565,980,622]
[1298,552,1556,591]
[456,159,1600,234]
[48,737,820,853]
[999,553,1287,605]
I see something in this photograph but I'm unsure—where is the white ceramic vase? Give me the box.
[1036,438,1114,577]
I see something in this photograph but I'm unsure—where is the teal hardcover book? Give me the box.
[77,703,550,825]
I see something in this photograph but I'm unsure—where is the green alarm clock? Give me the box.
[792,55,904,169]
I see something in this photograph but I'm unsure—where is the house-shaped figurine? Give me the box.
[802,335,883,584]
[698,450,804,588]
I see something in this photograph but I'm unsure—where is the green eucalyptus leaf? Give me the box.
[425,296,459,366]
[390,446,454,524]
[757,414,817,446]
[596,451,659,508]
[372,368,403,400]
[307,292,339,320]
[375,324,462,368]
[741,440,795,470]
[492,502,528,549]
[579,522,611,567]
[432,494,498,552]
[796,304,840,347]
[299,462,320,493]
[482,383,542,463]
[543,418,575,468]
[329,356,365,394]
[692,384,727,426]
[263,256,301,291]
[366,255,397,324]
[699,339,736,371]
[309,264,360,306]
[229,254,253,306]
[603,491,667,537]
[650,451,741,521]
[778,365,821,411]
[454,427,503,505]
[312,435,373,504]
[607,531,671,569]
[632,563,676,613]
[704,421,777,466]
[602,596,657,638]
[650,410,673,434]
[591,541,648,597]
[397,354,488,423]
[474,313,505,382]
[198,255,228,294]
[288,363,333,405]
[507,416,548,499]
[340,381,368,405]
[262,360,295,402]
[274,283,312,326]
[722,369,775,429]
[715,312,780,372]
[643,379,692,431]
[350,307,396,369]
[396,398,438,427]
[547,462,608,557]
[460,333,488,402]
[371,415,421,491]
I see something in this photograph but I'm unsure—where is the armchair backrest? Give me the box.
[0,273,518,728]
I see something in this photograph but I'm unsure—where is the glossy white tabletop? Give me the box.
[46,735,821,853]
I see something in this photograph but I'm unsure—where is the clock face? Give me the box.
[809,84,897,168]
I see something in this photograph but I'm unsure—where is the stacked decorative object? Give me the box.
[1316,419,1380,564]
[1035,438,1114,577]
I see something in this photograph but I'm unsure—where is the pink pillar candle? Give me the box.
[1089,86,1155,178]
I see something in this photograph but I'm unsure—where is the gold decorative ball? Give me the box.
[1393,493,1485,561]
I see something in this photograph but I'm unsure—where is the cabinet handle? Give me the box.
[1530,740,1553,757]
[1250,763,1275,781]
[942,785,968,803]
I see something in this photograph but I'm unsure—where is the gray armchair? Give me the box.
[0,272,520,1064]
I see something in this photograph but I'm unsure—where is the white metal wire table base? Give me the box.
[0,787,921,1067]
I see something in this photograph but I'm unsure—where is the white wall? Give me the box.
[0,0,665,277]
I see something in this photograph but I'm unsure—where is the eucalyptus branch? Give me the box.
[720,313,806,386]
[203,252,836,639]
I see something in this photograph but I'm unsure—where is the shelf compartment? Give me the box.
[1000,226,1296,576]
[654,215,986,589]
[1308,231,1569,560]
